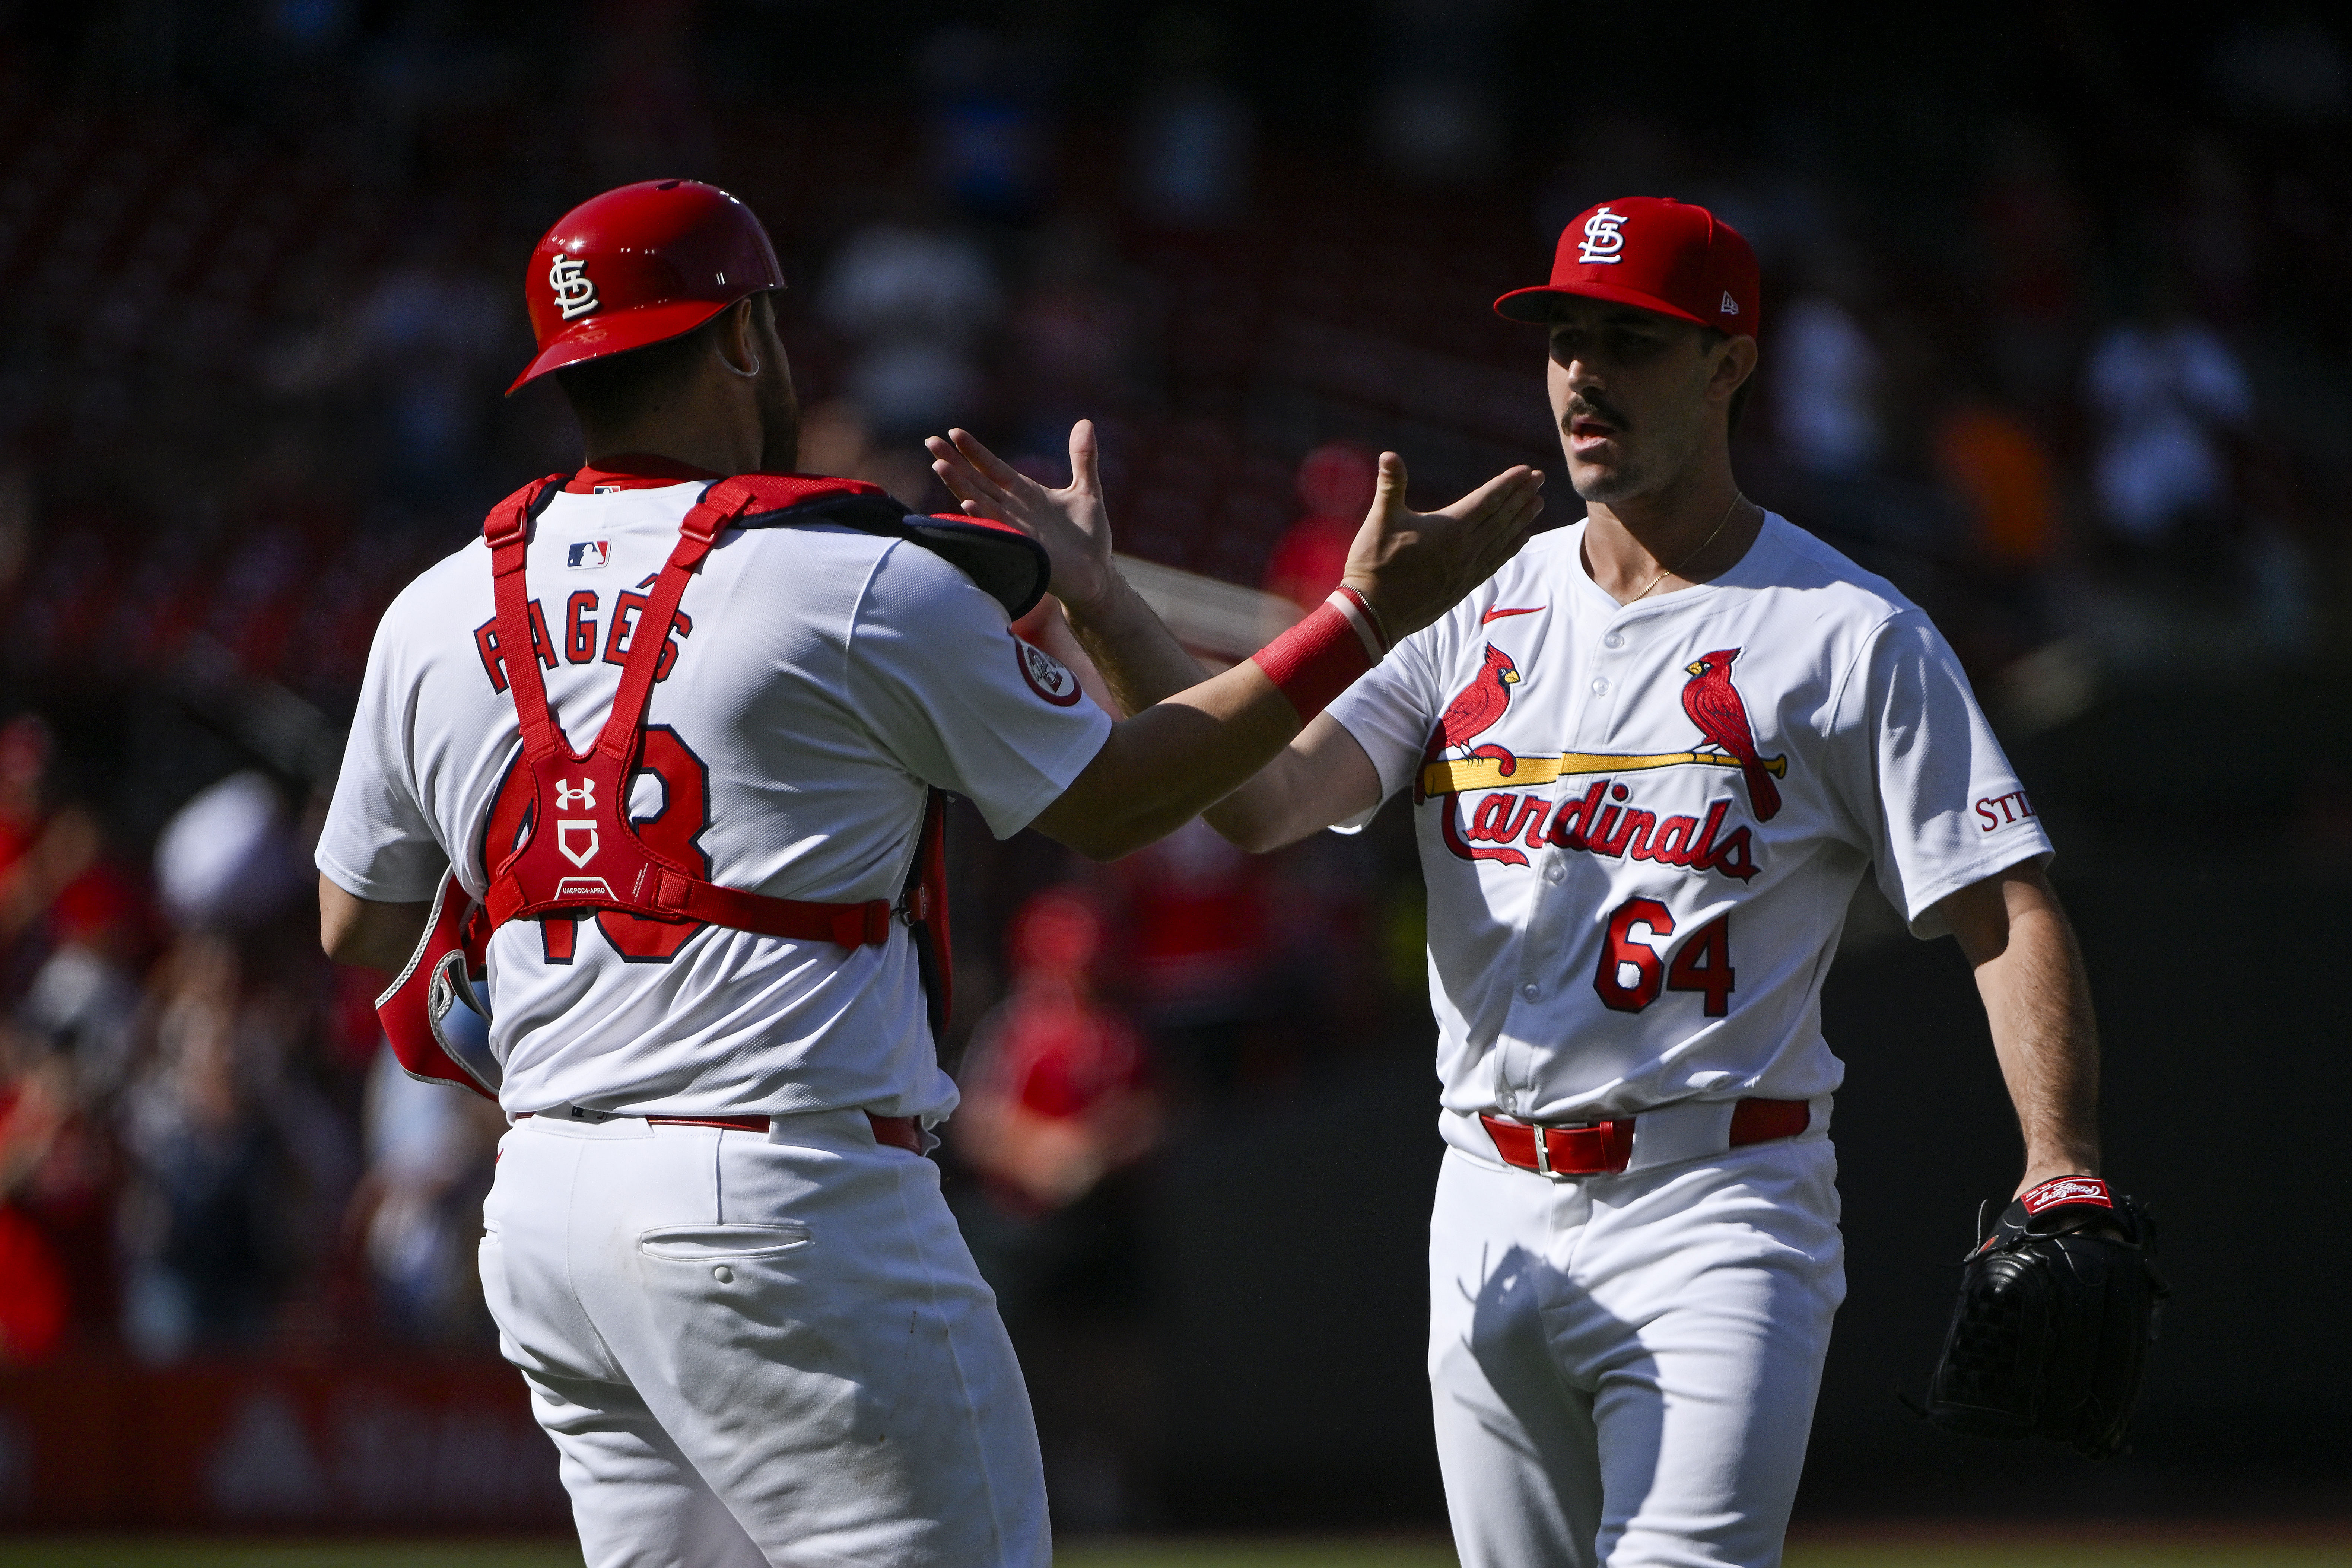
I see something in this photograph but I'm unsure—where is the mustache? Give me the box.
[1561,394,1628,432]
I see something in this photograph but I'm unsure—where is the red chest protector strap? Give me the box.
[480,474,917,950]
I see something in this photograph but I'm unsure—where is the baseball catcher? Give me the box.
[317,177,1541,1566]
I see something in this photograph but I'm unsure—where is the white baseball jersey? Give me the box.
[1327,513,2050,1133]
[318,473,1111,1123]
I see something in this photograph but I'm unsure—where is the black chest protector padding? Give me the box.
[735,490,1050,621]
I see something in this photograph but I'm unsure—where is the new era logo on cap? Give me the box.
[566,540,609,570]
[1721,291,1740,315]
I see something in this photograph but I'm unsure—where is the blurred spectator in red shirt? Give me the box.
[1262,442,1378,614]
[1113,820,1269,1034]
[954,887,1158,1216]
[0,717,44,875]
[0,1027,74,1365]
[0,711,151,1360]
[1,717,100,948]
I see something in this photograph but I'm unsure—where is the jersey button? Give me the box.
[1591,677,1609,695]
[1543,859,1564,882]
[712,1266,734,1284]
[1604,632,1625,649]
[1520,981,1541,1000]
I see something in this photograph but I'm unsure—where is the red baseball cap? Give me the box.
[508,179,786,395]
[1494,197,1759,338]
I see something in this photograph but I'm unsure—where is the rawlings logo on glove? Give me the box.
[2019,1175,2114,1215]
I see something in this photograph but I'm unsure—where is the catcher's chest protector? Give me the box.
[376,471,1049,1101]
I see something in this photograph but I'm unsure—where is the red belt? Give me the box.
[516,1110,924,1154]
[1479,1097,1809,1177]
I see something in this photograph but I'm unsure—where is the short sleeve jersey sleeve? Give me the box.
[317,584,452,903]
[1324,630,1446,809]
[846,540,1112,839]
[1828,611,2052,936]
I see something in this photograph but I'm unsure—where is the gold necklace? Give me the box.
[1627,492,1745,604]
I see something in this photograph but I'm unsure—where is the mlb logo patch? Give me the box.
[566,540,610,570]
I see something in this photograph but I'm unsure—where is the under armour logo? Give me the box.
[1577,206,1628,265]
[1720,290,1740,315]
[549,254,599,321]
[555,778,596,809]
[556,820,600,868]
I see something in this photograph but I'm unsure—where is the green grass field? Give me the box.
[0,1536,2346,1568]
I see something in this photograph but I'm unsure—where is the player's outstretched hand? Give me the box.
[1344,454,1544,642]
[925,422,1116,613]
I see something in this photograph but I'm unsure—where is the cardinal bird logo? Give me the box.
[1681,648,1783,821]
[1416,644,1522,803]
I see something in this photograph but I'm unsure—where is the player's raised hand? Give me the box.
[1342,454,1544,640]
[925,421,1117,613]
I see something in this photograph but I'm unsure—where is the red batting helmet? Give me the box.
[507,179,786,395]
[1494,197,1759,338]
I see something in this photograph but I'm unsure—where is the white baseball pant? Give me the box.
[479,1109,1050,1568]
[1428,1130,1845,1568]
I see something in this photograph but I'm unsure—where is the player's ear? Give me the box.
[1709,333,1757,403]
[715,297,763,379]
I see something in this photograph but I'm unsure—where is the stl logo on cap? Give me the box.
[1577,205,1629,265]
[1493,197,1760,337]
[548,254,599,321]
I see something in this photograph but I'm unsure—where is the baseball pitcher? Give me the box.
[930,196,2160,1568]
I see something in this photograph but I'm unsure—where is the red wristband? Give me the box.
[1252,589,1385,721]
[1328,584,1388,655]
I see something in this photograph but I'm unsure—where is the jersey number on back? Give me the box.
[482,724,713,964]
[1592,897,1735,1017]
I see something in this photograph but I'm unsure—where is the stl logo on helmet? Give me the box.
[1577,206,1629,265]
[548,254,600,321]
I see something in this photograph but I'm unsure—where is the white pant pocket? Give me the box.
[637,1223,812,1261]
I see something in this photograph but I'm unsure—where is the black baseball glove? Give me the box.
[1913,1176,2168,1459]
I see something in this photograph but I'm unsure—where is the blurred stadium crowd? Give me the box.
[0,1,2345,1512]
